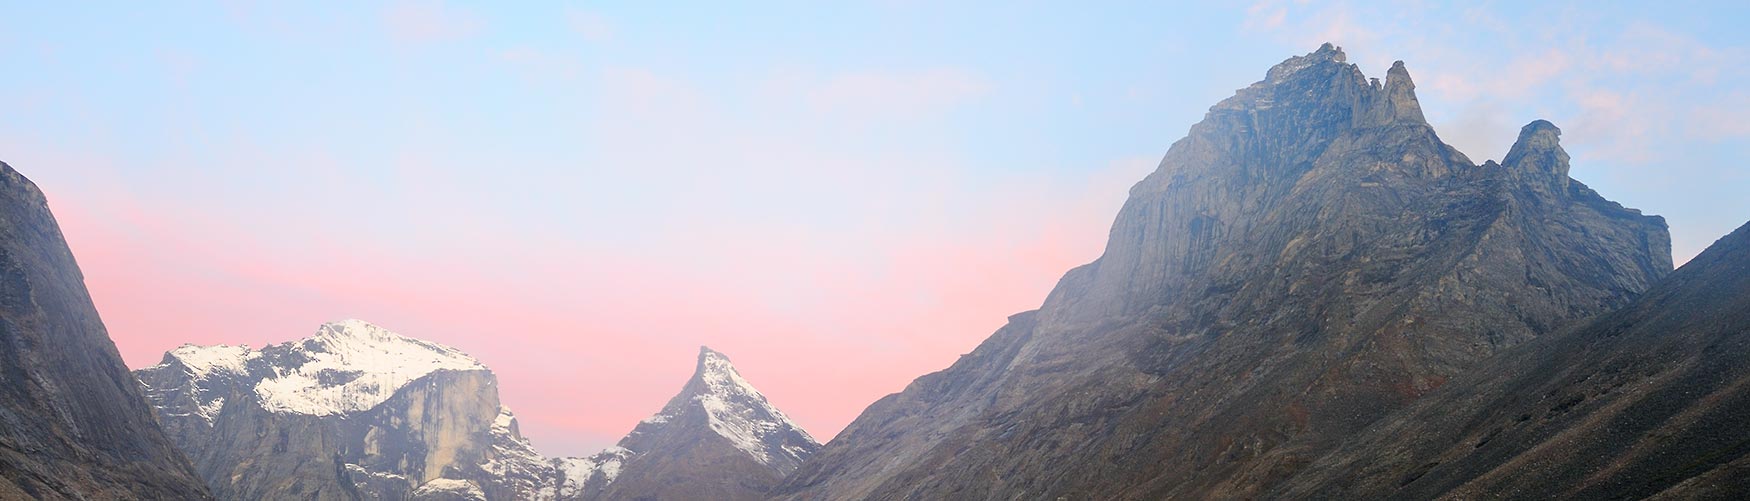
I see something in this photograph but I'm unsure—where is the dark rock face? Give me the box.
[134,320,551,500]
[0,161,213,499]
[1277,220,1750,499]
[778,44,1671,500]
[555,347,820,501]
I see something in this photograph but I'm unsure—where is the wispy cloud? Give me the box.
[564,9,615,43]
[767,68,992,120]
[384,1,481,44]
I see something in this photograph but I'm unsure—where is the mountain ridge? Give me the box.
[778,43,1671,500]
[136,320,818,500]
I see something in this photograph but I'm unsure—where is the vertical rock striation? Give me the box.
[0,161,213,499]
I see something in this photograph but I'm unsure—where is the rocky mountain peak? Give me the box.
[569,346,821,500]
[779,46,1672,500]
[1264,42,1348,83]
[1501,119,1572,197]
[1382,60,1426,123]
[631,346,818,466]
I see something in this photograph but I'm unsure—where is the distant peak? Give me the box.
[255,320,485,415]
[699,345,724,359]
[693,346,739,383]
[317,318,397,339]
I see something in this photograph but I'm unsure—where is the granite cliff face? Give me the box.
[1277,220,1750,499]
[0,161,213,499]
[135,320,551,500]
[552,347,820,501]
[778,44,1672,499]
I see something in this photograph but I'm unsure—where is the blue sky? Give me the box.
[2,1,1746,456]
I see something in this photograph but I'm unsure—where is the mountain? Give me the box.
[552,347,820,501]
[1275,220,1750,498]
[777,44,1672,499]
[134,319,551,500]
[0,161,212,499]
[137,323,818,501]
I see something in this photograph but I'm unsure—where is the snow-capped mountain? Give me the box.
[136,319,550,500]
[136,322,819,500]
[552,347,821,501]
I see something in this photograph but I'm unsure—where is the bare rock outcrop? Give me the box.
[0,161,213,499]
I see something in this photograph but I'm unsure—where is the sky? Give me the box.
[2,1,1747,456]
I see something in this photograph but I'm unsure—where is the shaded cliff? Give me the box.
[0,161,212,499]
[778,44,1671,500]
[1277,220,1750,499]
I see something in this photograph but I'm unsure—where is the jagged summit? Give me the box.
[1265,42,1347,83]
[559,346,822,500]
[142,319,486,418]
[1383,60,1425,123]
[635,346,817,466]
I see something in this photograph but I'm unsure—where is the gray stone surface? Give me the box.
[1277,220,1750,499]
[0,161,213,500]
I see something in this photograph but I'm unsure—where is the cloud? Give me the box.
[791,68,991,120]
[1687,91,1750,141]
[384,1,481,44]
[564,9,615,43]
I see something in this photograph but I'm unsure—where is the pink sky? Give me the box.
[36,147,1150,456]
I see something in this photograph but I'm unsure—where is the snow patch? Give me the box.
[164,344,254,379]
[688,349,816,464]
[551,447,633,498]
[411,478,485,500]
[252,319,485,415]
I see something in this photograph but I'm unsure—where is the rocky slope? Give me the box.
[1275,220,1750,499]
[135,319,551,500]
[777,44,1672,500]
[0,161,213,499]
[552,347,820,501]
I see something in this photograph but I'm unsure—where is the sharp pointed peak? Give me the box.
[693,346,739,380]
[1381,60,1425,124]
